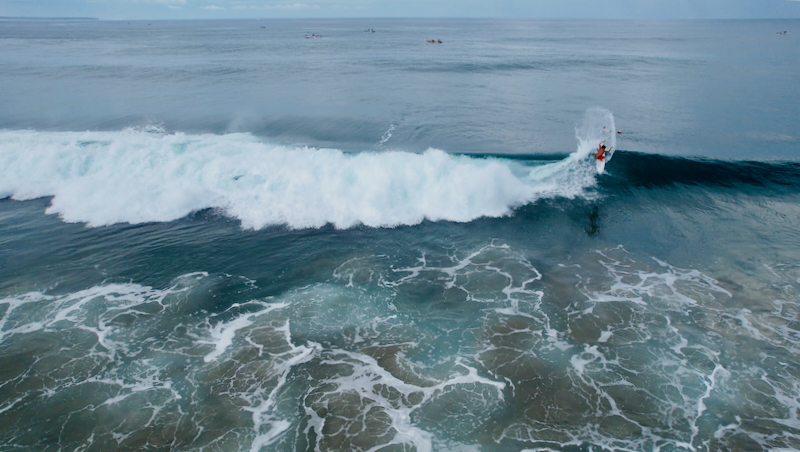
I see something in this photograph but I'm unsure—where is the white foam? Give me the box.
[0,395,27,415]
[0,126,600,229]
[583,249,733,309]
[0,282,177,351]
[199,301,289,363]
[0,292,52,343]
[552,248,800,451]
[307,350,504,452]
[244,321,322,451]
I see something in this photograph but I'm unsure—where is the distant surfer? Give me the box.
[595,140,612,161]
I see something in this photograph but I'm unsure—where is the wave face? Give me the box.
[604,151,800,191]
[0,128,599,229]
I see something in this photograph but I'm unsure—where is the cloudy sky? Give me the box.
[2,0,800,20]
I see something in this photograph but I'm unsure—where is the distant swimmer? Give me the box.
[617,130,622,134]
[602,127,610,133]
[595,140,612,161]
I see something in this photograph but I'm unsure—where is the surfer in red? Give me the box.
[596,140,612,161]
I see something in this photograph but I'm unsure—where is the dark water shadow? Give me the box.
[585,205,600,237]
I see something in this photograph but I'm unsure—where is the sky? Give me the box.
[2,0,800,21]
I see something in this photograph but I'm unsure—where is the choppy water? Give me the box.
[1,18,800,452]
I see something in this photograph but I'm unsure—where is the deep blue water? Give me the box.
[1,18,799,452]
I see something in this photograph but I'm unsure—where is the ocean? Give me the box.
[1,18,799,452]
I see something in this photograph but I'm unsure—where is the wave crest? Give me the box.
[0,128,599,229]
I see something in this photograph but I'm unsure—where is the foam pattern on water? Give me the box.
[0,128,598,229]
[1,244,798,451]
[496,247,800,452]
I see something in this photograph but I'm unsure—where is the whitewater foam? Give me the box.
[3,241,800,451]
[0,127,600,229]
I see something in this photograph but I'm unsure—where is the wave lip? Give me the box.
[0,128,599,229]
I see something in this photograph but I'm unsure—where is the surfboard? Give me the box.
[595,147,614,174]
[596,157,606,174]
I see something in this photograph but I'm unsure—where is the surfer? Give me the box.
[595,140,612,161]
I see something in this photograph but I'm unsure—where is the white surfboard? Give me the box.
[593,141,615,174]
[595,148,614,174]
[596,157,606,174]
[595,127,615,174]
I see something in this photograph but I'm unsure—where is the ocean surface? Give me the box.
[1,18,799,452]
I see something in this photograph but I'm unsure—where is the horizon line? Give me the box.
[3,16,799,22]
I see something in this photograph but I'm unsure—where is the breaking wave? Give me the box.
[0,126,600,229]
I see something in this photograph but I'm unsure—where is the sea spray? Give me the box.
[574,107,617,174]
[0,127,602,229]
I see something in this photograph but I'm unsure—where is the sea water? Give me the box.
[1,19,799,452]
